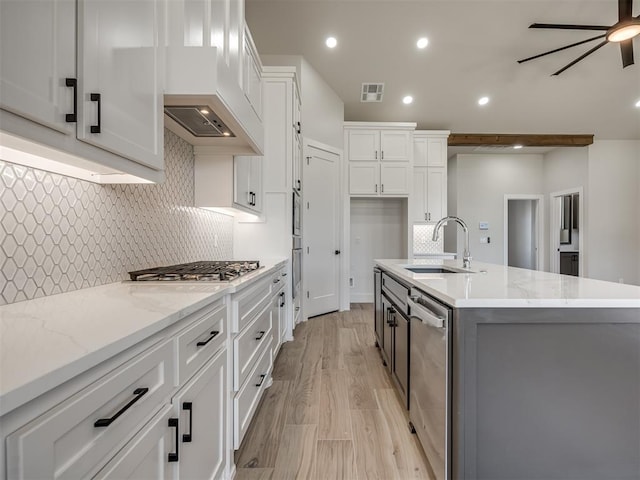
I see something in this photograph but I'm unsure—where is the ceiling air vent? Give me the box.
[361,83,384,102]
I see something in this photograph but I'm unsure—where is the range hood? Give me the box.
[164,46,264,155]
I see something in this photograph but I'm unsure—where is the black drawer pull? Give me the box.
[196,330,220,347]
[255,330,266,341]
[182,402,193,443]
[279,292,285,307]
[168,417,179,462]
[65,78,77,122]
[94,387,148,427]
[256,374,266,387]
[90,92,101,133]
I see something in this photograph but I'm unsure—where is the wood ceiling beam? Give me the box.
[448,133,593,147]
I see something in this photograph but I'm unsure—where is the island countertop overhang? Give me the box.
[375,259,640,309]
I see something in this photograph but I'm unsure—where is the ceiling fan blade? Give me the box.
[619,0,633,20]
[530,23,611,31]
[517,34,607,63]
[552,40,609,75]
[620,39,635,67]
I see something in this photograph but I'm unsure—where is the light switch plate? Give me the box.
[479,222,489,230]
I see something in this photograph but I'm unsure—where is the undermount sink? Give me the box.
[404,266,472,274]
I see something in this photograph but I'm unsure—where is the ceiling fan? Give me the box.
[518,0,640,75]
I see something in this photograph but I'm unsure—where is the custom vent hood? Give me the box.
[164,45,264,155]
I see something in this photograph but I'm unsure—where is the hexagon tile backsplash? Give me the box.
[0,130,233,305]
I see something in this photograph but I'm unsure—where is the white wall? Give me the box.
[260,54,344,150]
[449,154,545,265]
[350,198,407,302]
[586,140,640,285]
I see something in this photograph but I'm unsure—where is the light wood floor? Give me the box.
[235,303,434,480]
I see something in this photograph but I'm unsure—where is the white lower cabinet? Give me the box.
[93,405,176,480]
[171,347,227,479]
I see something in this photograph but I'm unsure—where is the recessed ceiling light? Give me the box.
[514,145,523,149]
[402,95,413,104]
[635,99,640,108]
[223,132,231,137]
[199,108,209,115]
[478,96,490,106]
[417,37,429,49]
[325,36,337,48]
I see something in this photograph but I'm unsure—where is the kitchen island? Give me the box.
[375,258,640,480]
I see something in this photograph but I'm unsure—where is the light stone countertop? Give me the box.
[376,259,640,308]
[0,258,287,417]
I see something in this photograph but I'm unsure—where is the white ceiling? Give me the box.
[245,0,640,140]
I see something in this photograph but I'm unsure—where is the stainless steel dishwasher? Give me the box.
[408,287,452,480]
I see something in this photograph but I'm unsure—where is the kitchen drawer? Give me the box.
[176,300,226,385]
[232,275,273,333]
[233,303,272,390]
[382,272,410,313]
[6,340,174,480]
[233,336,273,449]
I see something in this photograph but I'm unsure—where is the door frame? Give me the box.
[302,137,344,320]
[503,194,545,270]
[549,187,584,276]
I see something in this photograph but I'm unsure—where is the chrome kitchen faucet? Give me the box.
[432,216,472,268]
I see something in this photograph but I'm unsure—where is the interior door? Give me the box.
[303,144,340,317]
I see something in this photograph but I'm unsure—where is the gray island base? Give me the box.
[453,307,640,480]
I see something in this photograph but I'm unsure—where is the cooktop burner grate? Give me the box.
[128,261,261,282]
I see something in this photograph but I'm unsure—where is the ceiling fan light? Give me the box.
[607,22,640,42]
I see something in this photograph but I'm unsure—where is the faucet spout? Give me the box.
[432,216,472,268]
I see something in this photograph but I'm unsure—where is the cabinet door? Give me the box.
[293,132,303,193]
[380,163,410,195]
[380,130,411,162]
[234,156,252,209]
[93,406,176,480]
[271,292,282,358]
[349,163,379,195]
[348,130,380,161]
[0,0,76,134]
[249,156,263,213]
[413,136,428,166]
[426,137,447,167]
[77,0,164,170]
[171,348,227,480]
[411,167,428,222]
[426,167,447,222]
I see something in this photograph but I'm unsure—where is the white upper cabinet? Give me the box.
[243,27,263,119]
[345,122,416,196]
[0,0,166,183]
[413,131,449,167]
[77,0,165,171]
[0,0,76,135]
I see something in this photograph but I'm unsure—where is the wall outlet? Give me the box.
[480,236,491,244]
[349,277,354,287]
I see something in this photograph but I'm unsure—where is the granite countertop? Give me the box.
[0,258,287,417]
[376,259,640,309]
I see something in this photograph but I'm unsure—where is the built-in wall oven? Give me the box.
[408,287,452,480]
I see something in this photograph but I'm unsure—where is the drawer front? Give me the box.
[177,300,226,385]
[382,272,410,313]
[233,304,272,390]
[233,276,272,333]
[233,337,273,449]
[6,341,174,480]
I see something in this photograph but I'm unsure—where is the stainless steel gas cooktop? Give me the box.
[128,261,261,282]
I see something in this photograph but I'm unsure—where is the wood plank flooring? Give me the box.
[235,304,433,480]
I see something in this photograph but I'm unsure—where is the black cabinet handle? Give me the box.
[168,417,179,462]
[196,330,219,347]
[296,121,301,134]
[94,387,148,427]
[65,78,77,122]
[90,93,101,133]
[335,250,341,255]
[256,373,266,387]
[279,292,285,307]
[255,330,266,341]
[297,179,301,191]
[182,402,193,443]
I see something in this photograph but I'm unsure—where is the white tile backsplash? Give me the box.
[0,130,233,305]
[413,223,443,254]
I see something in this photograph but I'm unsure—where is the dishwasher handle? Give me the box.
[408,296,445,329]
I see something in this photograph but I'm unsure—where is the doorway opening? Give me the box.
[504,195,544,270]
[549,187,584,276]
